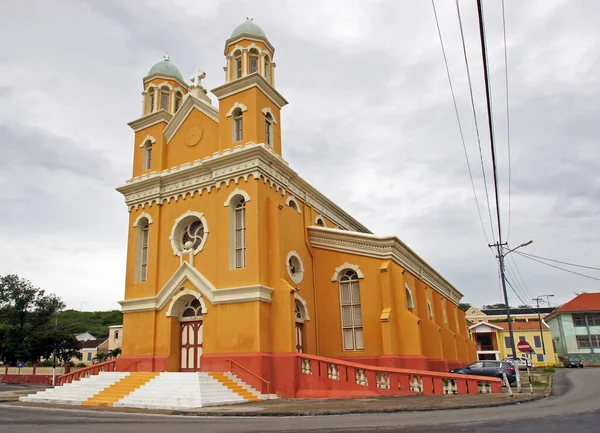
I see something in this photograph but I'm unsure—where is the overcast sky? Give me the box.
[1,0,598,312]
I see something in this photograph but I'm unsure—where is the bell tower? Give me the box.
[211,18,288,156]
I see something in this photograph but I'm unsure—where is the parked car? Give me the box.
[562,357,584,368]
[503,355,535,370]
[450,360,517,384]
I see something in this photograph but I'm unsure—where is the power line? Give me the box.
[501,0,512,242]
[505,277,529,307]
[504,258,533,302]
[505,253,534,300]
[455,0,497,242]
[516,251,600,271]
[431,0,491,245]
[514,251,600,282]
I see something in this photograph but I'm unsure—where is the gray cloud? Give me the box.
[1,0,598,310]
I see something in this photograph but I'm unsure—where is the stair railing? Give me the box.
[225,358,271,398]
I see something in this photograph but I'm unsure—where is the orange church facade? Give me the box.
[116,19,477,395]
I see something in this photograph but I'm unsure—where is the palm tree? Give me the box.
[92,352,108,364]
[108,348,121,359]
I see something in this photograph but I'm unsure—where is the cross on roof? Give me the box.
[163,54,170,62]
[191,68,206,87]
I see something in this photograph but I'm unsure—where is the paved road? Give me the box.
[1,369,599,432]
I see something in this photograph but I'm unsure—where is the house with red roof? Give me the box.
[545,293,600,365]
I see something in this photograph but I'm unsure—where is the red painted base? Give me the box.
[1,374,52,385]
[428,358,450,372]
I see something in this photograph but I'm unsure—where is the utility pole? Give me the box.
[533,295,554,367]
[52,311,58,387]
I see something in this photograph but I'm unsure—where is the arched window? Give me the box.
[160,86,170,111]
[232,197,246,268]
[249,48,259,74]
[427,300,434,319]
[265,112,273,146]
[442,300,448,324]
[136,217,150,282]
[182,298,203,318]
[232,108,243,142]
[147,88,155,114]
[143,141,152,170]
[405,285,415,309]
[315,216,325,227]
[174,91,183,113]
[264,55,271,81]
[339,269,363,350]
[114,331,119,340]
[234,51,242,79]
[287,197,299,212]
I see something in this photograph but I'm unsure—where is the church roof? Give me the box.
[231,19,267,39]
[147,57,185,82]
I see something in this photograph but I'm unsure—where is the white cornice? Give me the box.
[164,94,219,143]
[116,144,370,233]
[224,35,275,55]
[307,227,463,305]
[211,73,288,109]
[119,262,274,313]
[143,73,189,90]
[128,110,173,133]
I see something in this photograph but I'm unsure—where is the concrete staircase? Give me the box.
[20,371,273,409]
[20,372,130,405]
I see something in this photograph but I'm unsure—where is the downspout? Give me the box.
[585,314,594,354]
[302,197,320,356]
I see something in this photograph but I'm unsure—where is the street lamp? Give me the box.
[533,294,554,367]
[489,239,533,393]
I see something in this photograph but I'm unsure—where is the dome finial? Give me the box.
[246,17,253,22]
[163,54,171,62]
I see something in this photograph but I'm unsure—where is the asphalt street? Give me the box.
[1,369,598,432]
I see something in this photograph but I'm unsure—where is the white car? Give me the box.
[503,356,535,370]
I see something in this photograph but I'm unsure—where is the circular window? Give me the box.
[170,211,209,256]
[286,251,304,284]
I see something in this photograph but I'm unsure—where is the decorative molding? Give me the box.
[331,263,364,281]
[224,188,251,206]
[166,289,208,317]
[211,73,288,109]
[294,293,310,321]
[119,262,274,313]
[261,107,278,124]
[143,73,188,91]
[224,35,275,56]
[314,215,325,227]
[128,110,173,132]
[286,251,304,285]
[139,135,156,148]
[169,211,209,257]
[285,196,301,214]
[310,227,463,305]
[164,94,219,143]
[405,284,415,308]
[156,81,174,90]
[226,102,248,117]
[133,212,153,227]
[115,144,370,233]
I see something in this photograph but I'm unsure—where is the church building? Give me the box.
[116,19,477,395]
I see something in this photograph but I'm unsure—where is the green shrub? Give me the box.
[75,362,87,368]
[37,360,54,367]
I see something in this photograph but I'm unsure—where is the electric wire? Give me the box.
[455,0,497,242]
[431,0,491,245]
[516,251,600,272]
[504,259,533,303]
[501,0,512,242]
[507,254,534,300]
[504,277,529,307]
[514,251,600,282]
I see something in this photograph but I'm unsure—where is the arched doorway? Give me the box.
[295,299,305,353]
[179,298,204,371]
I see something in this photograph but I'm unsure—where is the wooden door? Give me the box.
[295,322,304,353]
[180,320,203,371]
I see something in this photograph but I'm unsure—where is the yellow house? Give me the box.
[115,19,477,393]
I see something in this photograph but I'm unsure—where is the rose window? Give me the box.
[182,220,204,251]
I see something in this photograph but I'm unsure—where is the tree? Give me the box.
[458,303,472,312]
[108,348,122,359]
[0,274,65,363]
[483,303,508,310]
[29,330,82,364]
[93,351,109,364]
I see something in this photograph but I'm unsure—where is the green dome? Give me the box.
[231,19,267,39]
[147,56,185,82]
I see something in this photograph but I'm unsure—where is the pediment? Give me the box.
[164,94,219,143]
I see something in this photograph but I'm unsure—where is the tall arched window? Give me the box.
[143,141,152,170]
[147,88,155,114]
[264,55,271,82]
[136,217,150,282]
[232,107,243,142]
[160,87,170,111]
[234,51,242,79]
[249,48,259,74]
[232,197,246,268]
[174,91,183,113]
[405,285,415,310]
[339,269,363,350]
[265,112,273,146]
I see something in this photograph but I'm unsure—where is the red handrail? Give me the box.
[225,358,271,398]
[56,360,117,386]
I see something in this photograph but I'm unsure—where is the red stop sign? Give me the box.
[517,341,532,353]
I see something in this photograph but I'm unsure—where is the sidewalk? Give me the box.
[4,386,549,416]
